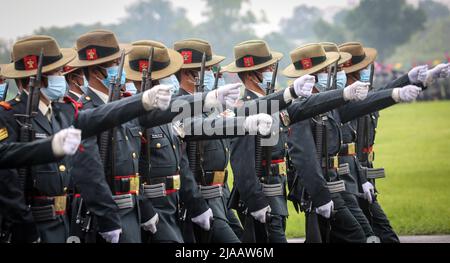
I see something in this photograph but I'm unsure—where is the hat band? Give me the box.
[129,59,171,73]
[293,56,326,70]
[78,45,119,61]
[235,54,273,68]
[15,53,63,71]
[344,54,366,67]
[177,48,212,64]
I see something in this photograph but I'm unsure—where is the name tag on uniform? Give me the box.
[35,133,48,139]
[151,133,164,139]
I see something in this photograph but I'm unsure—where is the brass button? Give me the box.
[138,131,143,136]
[85,96,91,101]
[225,148,229,152]
[132,152,137,159]
[280,127,283,132]
[15,97,21,102]
[59,165,66,172]
[172,144,176,150]
[284,143,288,148]
[156,143,161,149]
[63,187,68,193]
[246,96,251,100]
[125,136,129,141]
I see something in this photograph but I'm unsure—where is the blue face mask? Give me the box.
[336,70,347,89]
[159,75,180,95]
[360,66,371,83]
[72,74,89,94]
[316,73,329,92]
[100,66,126,88]
[203,70,215,91]
[125,82,137,95]
[42,75,68,101]
[257,71,273,92]
[0,83,7,99]
[217,77,226,87]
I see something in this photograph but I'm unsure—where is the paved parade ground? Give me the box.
[275,101,450,238]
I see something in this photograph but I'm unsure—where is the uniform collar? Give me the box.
[89,86,109,104]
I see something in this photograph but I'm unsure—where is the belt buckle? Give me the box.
[331,156,339,169]
[172,175,181,190]
[129,176,140,194]
[278,162,287,176]
[348,143,356,155]
[53,195,67,213]
[212,171,225,185]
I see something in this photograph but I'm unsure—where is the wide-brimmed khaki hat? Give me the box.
[223,40,283,73]
[320,42,352,65]
[338,42,377,74]
[125,40,184,81]
[173,38,225,69]
[282,43,340,78]
[68,30,131,68]
[1,35,76,79]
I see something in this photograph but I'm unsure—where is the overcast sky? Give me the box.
[2,0,449,40]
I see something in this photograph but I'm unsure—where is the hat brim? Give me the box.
[282,52,340,78]
[338,52,352,65]
[125,48,184,81]
[342,48,377,74]
[1,48,77,79]
[180,54,226,69]
[68,44,132,68]
[223,51,283,73]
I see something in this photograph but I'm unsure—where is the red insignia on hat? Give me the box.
[243,56,254,67]
[63,66,73,73]
[343,60,353,68]
[301,58,312,69]
[86,48,98,60]
[24,56,38,70]
[181,51,192,64]
[139,60,149,72]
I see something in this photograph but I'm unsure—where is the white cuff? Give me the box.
[204,90,220,110]
[51,137,64,157]
[141,93,154,111]
[391,88,401,103]
[283,88,293,104]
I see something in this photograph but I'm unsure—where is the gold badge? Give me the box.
[348,143,356,155]
[129,176,140,194]
[331,156,339,169]
[278,162,287,176]
[0,128,8,141]
[54,196,67,212]
[172,175,181,190]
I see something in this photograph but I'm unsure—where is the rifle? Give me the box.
[212,65,221,90]
[1,81,9,101]
[15,48,44,195]
[187,52,214,243]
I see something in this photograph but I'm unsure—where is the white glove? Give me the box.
[408,65,428,84]
[293,75,315,98]
[191,208,213,231]
[343,81,369,101]
[51,128,82,157]
[250,205,271,223]
[217,83,241,107]
[362,182,375,204]
[425,63,450,85]
[141,213,159,234]
[142,84,172,111]
[315,200,334,219]
[392,85,421,103]
[99,229,122,243]
[243,113,273,136]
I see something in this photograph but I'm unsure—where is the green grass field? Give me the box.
[231,101,450,238]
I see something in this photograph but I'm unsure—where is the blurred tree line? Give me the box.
[0,0,449,71]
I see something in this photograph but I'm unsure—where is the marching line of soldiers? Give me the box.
[0,29,449,243]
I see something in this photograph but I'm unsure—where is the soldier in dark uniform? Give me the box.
[0,34,181,243]
[69,32,244,243]
[223,40,371,243]
[338,42,450,243]
[127,39,273,243]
